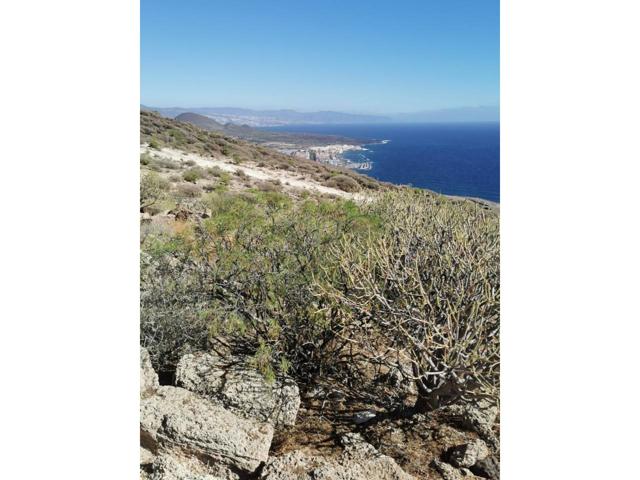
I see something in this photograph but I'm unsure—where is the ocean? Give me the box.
[265,123,500,203]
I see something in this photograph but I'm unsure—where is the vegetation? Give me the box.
[140,186,499,410]
[140,172,169,210]
[182,167,204,183]
[139,110,499,412]
[324,174,361,193]
[319,191,499,409]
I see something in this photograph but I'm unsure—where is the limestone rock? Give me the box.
[432,459,483,480]
[449,439,489,468]
[470,455,500,480]
[260,433,415,480]
[141,446,155,466]
[176,351,300,427]
[141,347,159,397]
[441,404,499,452]
[140,386,273,474]
[149,453,232,480]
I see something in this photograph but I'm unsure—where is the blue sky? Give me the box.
[141,0,499,114]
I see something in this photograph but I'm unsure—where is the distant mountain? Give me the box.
[174,112,365,146]
[174,112,226,130]
[392,106,499,123]
[143,105,390,126]
[141,105,499,126]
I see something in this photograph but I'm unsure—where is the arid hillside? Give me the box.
[140,110,500,480]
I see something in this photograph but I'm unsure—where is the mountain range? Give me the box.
[141,105,499,127]
[173,112,364,146]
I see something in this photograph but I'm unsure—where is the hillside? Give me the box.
[174,111,366,147]
[139,109,500,480]
[141,110,386,196]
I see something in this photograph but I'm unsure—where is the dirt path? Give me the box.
[141,145,365,201]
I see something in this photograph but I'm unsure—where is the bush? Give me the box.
[256,180,282,193]
[182,168,203,183]
[152,157,180,170]
[176,182,202,198]
[324,174,360,193]
[140,191,380,379]
[207,166,224,177]
[140,172,169,210]
[317,191,500,409]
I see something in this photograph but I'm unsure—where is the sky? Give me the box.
[141,0,499,114]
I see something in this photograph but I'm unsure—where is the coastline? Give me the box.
[269,139,392,171]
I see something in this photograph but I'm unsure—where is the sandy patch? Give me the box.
[141,145,365,201]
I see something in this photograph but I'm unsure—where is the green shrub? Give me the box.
[182,168,203,183]
[324,174,360,193]
[141,191,380,378]
[140,172,169,210]
[207,166,224,177]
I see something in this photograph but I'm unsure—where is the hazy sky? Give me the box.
[141,0,499,113]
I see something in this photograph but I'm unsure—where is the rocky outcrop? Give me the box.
[141,385,274,475]
[441,403,500,452]
[260,433,415,480]
[470,455,500,480]
[176,351,300,427]
[432,459,484,480]
[149,452,238,480]
[141,347,159,397]
[448,439,490,468]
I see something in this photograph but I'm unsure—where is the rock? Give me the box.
[149,453,235,480]
[141,446,155,466]
[432,459,483,480]
[176,351,300,427]
[141,347,159,397]
[441,404,499,452]
[448,439,489,468]
[140,386,273,474]
[260,433,415,480]
[470,455,500,480]
[353,410,377,424]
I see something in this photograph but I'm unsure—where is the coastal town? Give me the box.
[266,142,373,170]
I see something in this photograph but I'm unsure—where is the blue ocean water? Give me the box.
[265,123,500,203]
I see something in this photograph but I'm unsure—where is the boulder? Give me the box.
[441,403,499,452]
[176,351,300,427]
[140,386,273,474]
[432,459,483,480]
[448,439,489,468]
[149,453,235,480]
[260,433,415,480]
[470,455,500,480]
[141,347,159,397]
